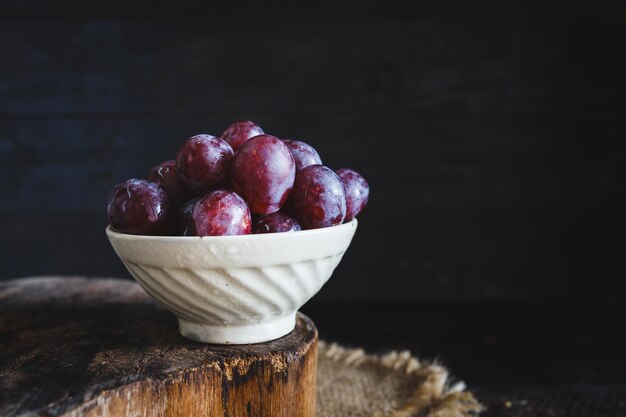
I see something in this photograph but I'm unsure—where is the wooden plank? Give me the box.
[1,20,624,117]
[0,0,622,20]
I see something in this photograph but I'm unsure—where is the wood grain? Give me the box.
[0,277,318,417]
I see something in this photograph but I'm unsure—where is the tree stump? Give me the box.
[0,277,318,417]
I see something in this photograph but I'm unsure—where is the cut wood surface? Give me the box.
[0,276,318,417]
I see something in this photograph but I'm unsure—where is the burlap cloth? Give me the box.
[316,341,483,417]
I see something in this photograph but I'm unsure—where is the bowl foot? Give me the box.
[178,313,297,344]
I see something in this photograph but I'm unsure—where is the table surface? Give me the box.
[302,299,626,417]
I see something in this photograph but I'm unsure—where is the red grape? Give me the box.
[107,179,172,235]
[230,135,296,215]
[173,197,200,236]
[283,140,322,171]
[191,190,251,236]
[147,160,193,207]
[336,168,369,221]
[252,212,301,234]
[288,165,346,229]
[221,120,264,151]
[176,134,234,194]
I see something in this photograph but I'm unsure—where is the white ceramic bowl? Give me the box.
[106,219,357,344]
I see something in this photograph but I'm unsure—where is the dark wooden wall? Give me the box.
[1,1,624,301]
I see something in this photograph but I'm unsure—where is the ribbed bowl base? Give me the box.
[178,313,297,344]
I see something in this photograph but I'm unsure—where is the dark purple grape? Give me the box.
[252,213,301,234]
[191,190,251,236]
[107,179,172,235]
[221,120,264,151]
[147,160,193,207]
[174,197,200,236]
[283,140,322,171]
[176,134,234,194]
[230,135,296,215]
[336,168,369,221]
[288,165,346,229]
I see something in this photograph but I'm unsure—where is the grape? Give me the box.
[147,160,193,207]
[221,120,264,151]
[107,179,172,235]
[251,212,301,234]
[336,168,369,221]
[176,134,234,194]
[288,165,346,229]
[283,140,322,171]
[173,197,200,236]
[230,135,296,215]
[191,190,251,236]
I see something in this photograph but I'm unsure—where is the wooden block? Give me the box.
[0,276,318,417]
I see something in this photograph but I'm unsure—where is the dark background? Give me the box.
[1,1,625,413]
[1,0,623,301]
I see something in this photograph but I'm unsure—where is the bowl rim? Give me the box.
[106,218,358,242]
